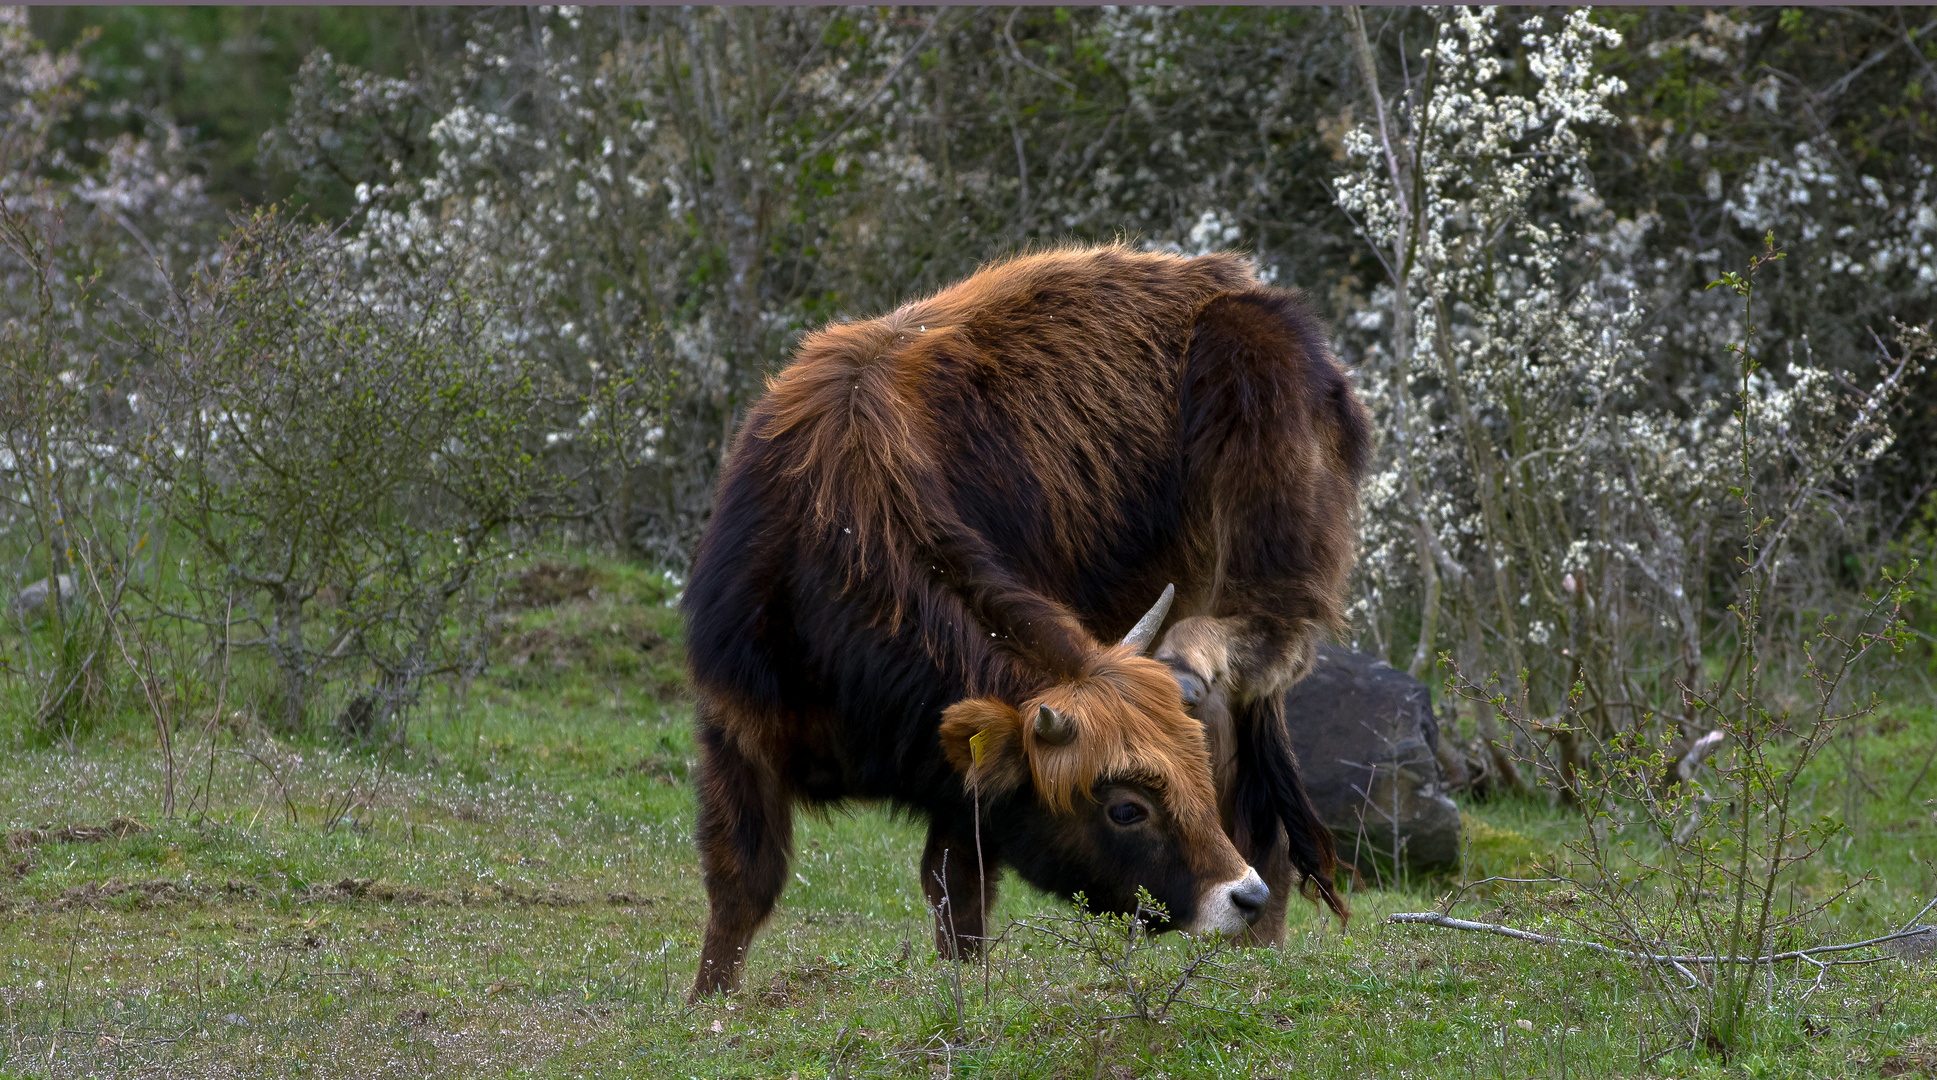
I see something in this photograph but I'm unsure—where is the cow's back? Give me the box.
[908,248,1256,625]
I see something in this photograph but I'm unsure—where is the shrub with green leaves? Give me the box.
[127,208,640,738]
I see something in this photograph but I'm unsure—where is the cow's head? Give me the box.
[938,587,1268,934]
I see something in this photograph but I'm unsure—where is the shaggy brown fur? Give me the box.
[938,645,1218,816]
[683,244,1370,995]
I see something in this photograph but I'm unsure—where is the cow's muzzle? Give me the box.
[1189,867,1270,934]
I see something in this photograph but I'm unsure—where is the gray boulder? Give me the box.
[1283,644,1462,877]
[9,574,79,620]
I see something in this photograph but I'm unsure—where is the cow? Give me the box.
[682,244,1369,996]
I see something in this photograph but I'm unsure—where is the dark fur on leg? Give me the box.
[921,820,1001,960]
[692,713,794,996]
[1234,694,1348,923]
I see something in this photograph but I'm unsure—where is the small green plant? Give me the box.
[1025,888,1234,1023]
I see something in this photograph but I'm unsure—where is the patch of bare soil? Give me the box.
[1881,1038,1937,1077]
[315,878,629,909]
[49,877,242,910]
[6,816,150,850]
[496,619,682,697]
[505,563,603,609]
[499,622,668,662]
[500,626,583,671]
[6,818,151,879]
[756,955,852,1008]
[8,873,658,915]
[612,749,690,785]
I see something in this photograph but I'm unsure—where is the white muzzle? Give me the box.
[1188,867,1270,934]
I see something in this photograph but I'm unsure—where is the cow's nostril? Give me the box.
[1230,877,1270,923]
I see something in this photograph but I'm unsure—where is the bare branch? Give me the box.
[1388,905,1937,966]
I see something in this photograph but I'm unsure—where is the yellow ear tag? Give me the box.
[968,731,988,769]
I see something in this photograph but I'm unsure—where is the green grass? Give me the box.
[2,553,1935,1077]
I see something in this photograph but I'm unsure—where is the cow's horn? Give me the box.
[1034,704,1077,746]
[1118,583,1176,655]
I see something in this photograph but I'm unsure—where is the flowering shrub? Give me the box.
[262,7,1384,562]
[1334,8,1915,787]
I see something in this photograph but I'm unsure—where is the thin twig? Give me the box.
[1388,906,1937,965]
[1436,876,1571,915]
[226,747,299,827]
[191,593,235,822]
[1819,17,1937,101]
[1892,895,1937,937]
[81,547,174,817]
[1003,8,1075,91]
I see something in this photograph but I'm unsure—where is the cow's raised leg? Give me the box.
[692,711,793,997]
[921,819,1000,960]
[1158,288,1366,926]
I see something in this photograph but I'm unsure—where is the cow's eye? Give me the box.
[1107,801,1148,826]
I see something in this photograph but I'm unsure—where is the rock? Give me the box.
[9,574,78,618]
[1283,644,1463,877]
[1888,926,1937,965]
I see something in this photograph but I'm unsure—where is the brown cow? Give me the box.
[681,245,1368,995]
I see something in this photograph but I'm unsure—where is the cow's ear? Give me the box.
[939,698,1027,795]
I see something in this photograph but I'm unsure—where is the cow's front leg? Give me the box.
[692,713,794,997]
[921,820,1001,960]
[1155,614,1318,709]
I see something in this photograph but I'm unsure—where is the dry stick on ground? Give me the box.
[1387,895,1937,965]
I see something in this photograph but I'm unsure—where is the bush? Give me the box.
[124,207,645,739]
[0,10,214,741]
[1337,10,1916,795]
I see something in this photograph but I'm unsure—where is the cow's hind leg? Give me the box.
[692,708,793,997]
[921,820,1001,960]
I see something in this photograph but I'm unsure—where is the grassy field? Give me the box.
[2,555,1934,1078]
